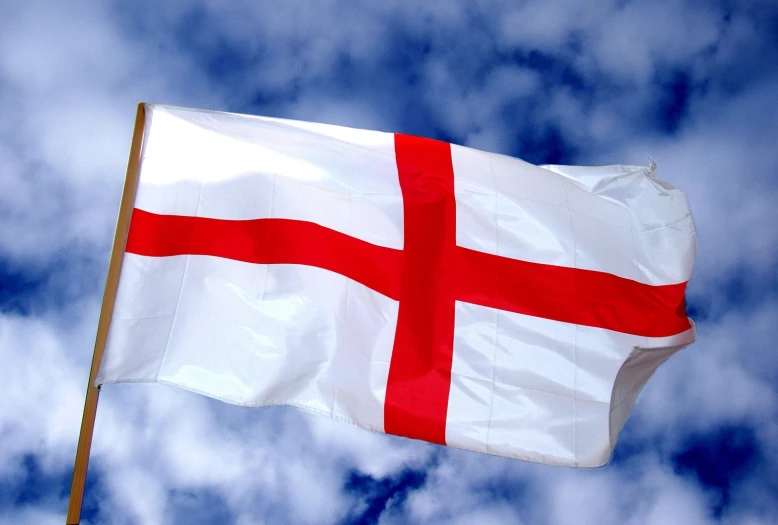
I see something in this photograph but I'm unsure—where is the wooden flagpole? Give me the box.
[65,103,146,525]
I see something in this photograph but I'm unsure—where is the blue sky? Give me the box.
[1,0,777,523]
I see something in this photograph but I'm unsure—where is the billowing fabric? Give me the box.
[98,104,696,467]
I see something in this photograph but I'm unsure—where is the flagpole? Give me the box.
[65,103,146,525]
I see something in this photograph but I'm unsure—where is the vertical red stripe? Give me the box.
[384,134,457,445]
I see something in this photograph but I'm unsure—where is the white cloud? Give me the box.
[1,0,777,523]
[584,0,723,84]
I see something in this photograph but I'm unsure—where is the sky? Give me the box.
[1,0,777,523]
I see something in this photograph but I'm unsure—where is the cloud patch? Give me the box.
[1,0,777,523]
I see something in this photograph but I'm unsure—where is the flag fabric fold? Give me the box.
[97,104,696,467]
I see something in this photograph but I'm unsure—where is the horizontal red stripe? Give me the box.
[126,209,404,300]
[126,210,691,338]
[454,246,691,337]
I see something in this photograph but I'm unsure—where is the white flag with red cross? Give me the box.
[97,104,696,467]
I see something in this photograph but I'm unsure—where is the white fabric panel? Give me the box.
[451,145,695,285]
[101,104,404,429]
[452,145,575,268]
[98,253,186,381]
[136,105,404,249]
[99,254,399,430]
[446,302,694,466]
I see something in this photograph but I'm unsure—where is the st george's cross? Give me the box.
[95,104,696,467]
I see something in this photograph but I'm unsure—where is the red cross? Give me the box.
[125,134,690,446]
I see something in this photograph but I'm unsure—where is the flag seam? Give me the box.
[153,177,205,381]
[562,180,580,467]
[483,153,500,456]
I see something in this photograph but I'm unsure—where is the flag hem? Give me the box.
[99,376,638,468]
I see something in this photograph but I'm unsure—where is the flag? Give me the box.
[97,104,696,467]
